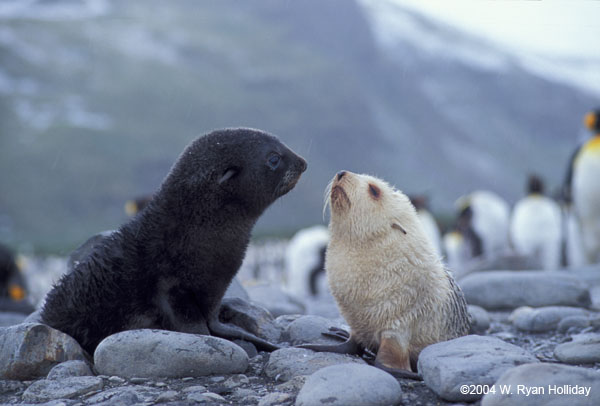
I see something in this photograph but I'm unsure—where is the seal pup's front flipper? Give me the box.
[207,316,280,352]
[374,330,422,380]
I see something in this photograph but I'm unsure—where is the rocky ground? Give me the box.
[1,260,600,406]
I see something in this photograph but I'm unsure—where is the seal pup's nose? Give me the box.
[298,157,307,172]
[337,171,346,181]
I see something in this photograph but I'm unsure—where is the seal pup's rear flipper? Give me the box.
[207,317,280,352]
[296,328,364,355]
[297,337,362,355]
[374,330,422,381]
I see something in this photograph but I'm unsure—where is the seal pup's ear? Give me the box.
[392,223,407,235]
[218,167,239,184]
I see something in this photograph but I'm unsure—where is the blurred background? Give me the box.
[1,0,599,256]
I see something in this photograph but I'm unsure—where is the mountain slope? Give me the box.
[0,0,598,252]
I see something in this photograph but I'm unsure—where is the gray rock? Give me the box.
[187,391,226,403]
[460,271,591,310]
[156,390,179,403]
[0,323,87,380]
[94,329,248,378]
[129,377,150,384]
[565,265,600,286]
[22,309,43,324]
[22,376,103,402]
[222,374,250,389]
[232,339,258,358]
[265,347,366,382]
[108,375,126,384]
[182,385,207,393]
[283,315,346,345]
[295,364,402,406]
[85,386,155,405]
[558,315,592,333]
[275,375,308,392]
[510,306,590,332]
[481,363,600,406]
[247,283,306,317]
[554,333,600,364]
[0,380,27,396]
[418,335,539,402]
[232,387,257,398]
[273,314,304,331]
[468,305,491,334]
[0,311,27,327]
[219,297,281,343]
[47,360,93,380]
[464,254,542,276]
[259,392,293,406]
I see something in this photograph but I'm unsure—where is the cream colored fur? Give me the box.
[325,172,469,356]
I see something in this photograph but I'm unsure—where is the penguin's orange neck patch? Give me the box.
[9,284,26,301]
[583,136,600,155]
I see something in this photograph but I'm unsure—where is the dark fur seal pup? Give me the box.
[41,128,307,354]
[301,171,470,380]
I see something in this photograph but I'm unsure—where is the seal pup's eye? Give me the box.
[368,184,381,199]
[267,154,281,170]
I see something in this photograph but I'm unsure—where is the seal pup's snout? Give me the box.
[275,151,307,198]
[297,156,308,173]
[329,170,352,211]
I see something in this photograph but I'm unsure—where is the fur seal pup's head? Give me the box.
[155,128,307,221]
[325,170,420,242]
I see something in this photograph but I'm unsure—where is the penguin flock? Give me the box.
[287,108,600,296]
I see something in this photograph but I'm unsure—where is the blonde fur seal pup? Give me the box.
[301,171,470,379]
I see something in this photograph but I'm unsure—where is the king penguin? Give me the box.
[410,195,442,257]
[510,175,562,270]
[566,109,600,264]
[454,190,510,259]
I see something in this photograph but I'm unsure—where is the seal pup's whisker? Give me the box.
[323,179,333,221]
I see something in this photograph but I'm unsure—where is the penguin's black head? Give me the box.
[162,128,307,220]
[584,109,600,133]
[527,174,544,195]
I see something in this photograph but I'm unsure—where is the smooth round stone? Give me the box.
[481,363,600,405]
[468,305,491,334]
[554,334,600,364]
[265,347,366,382]
[418,335,539,402]
[47,360,94,380]
[284,315,346,345]
[94,329,248,378]
[295,364,402,406]
[22,376,103,402]
[557,315,591,333]
[460,271,591,310]
[510,306,590,332]
[0,323,86,380]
